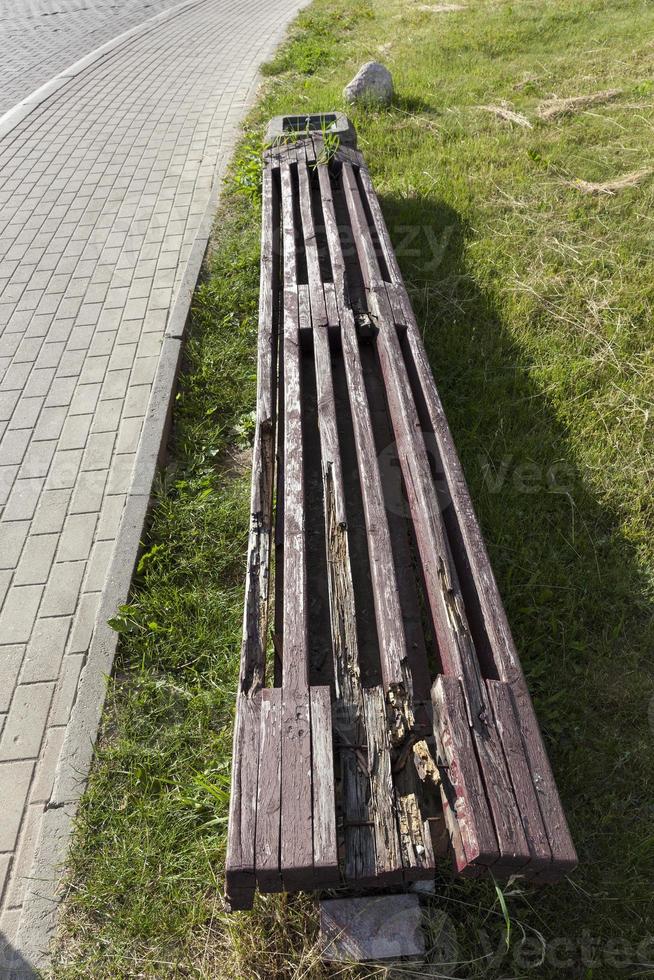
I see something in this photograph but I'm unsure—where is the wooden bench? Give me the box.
[225,122,577,911]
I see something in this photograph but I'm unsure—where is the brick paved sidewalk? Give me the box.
[0,0,304,972]
[0,0,186,115]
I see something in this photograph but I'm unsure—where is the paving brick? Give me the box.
[56,348,86,378]
[39,562,86,617]
[0,585,43,644]
[69,469,107,514]
[131,355,159,387]
[0,853,11,907]
[0,429,31,467]
[0,522,29,570]
[19,439,57,479]
[105,453,135,495]
[30,725,66,804]
[58,414,93,451]
[96,493,126,540]
[0,391,20,422]
[0,682,54,761]
[5,801,42,908]
[115,416,142,455]
[0,647,25,712]
[35,340,65,370]
[68,382,101,416]
[0,465,19,507]
[137,332,162,358]
[20,617,71,684]
[7,395,44,431]
[0,907,22,953]
[2,478,44,521]
[116,319,142,344]
[0,760,34,850]
[0,363,31,391]
[83,540,114,593]
[23,367,55,398]
[89,330,117,358]
[45,376,77,407]
[79,355,110,385]
[0,569,12,608]
[13,337,43,364]
[100,369,130,401]
[31,488,72,534]
[91,398,122,432]
[108,343,137,371]
[81,431,115,471]
[13,534,59,587]
[45,449,83,490]
[33,406,67,442]
[49,654,85,727]
[68,591,101,655]
[123,384,151,418]
[57,513,97,563]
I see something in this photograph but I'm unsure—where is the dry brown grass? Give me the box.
[565,167,652,195]
[418,3,467,12]
[480,102,533,128]
[537,88,622,120]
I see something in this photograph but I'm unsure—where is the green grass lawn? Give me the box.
[54,0,654,976]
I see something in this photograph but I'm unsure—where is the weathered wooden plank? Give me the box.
[279,155,308,695]
[278,154,314,892]
[226,159,280,911]
[341,165,530,872]
[225,692,262,910]
[432,675,499,874]
[513,695,577,882]
[255,688,282,892]
[486,679,552,874]
[362,686,404,884]
[470,712,531,873]
[298,155,328,325]
[273,329,284,688]
[298,282,313,347]
[310,686,340,885]
[238,160,279,694]
[355,162,577,879]
[340,160,488,729]
[358,339,432,708]
[316,157,414,737]
[298,147,391,883]
[393,753,437,880]
[323,282,340,338]
[315,152,440,881]
[281,690,314,890]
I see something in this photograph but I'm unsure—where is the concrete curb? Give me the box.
[0,0,207,142]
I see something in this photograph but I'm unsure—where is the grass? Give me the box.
[54,0,654,976]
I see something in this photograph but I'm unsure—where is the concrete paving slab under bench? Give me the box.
[0,0,307,972]
[319,896,426,964]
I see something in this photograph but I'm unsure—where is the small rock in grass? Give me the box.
[343,62,394,106]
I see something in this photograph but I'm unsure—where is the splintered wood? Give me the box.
[225,129,577,911]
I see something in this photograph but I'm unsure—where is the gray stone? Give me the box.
[319,895,425,963]
[343,62,394,106]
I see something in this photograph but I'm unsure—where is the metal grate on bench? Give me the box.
[225,126,577,911]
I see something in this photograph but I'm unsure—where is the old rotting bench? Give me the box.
[225,114,576,911]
